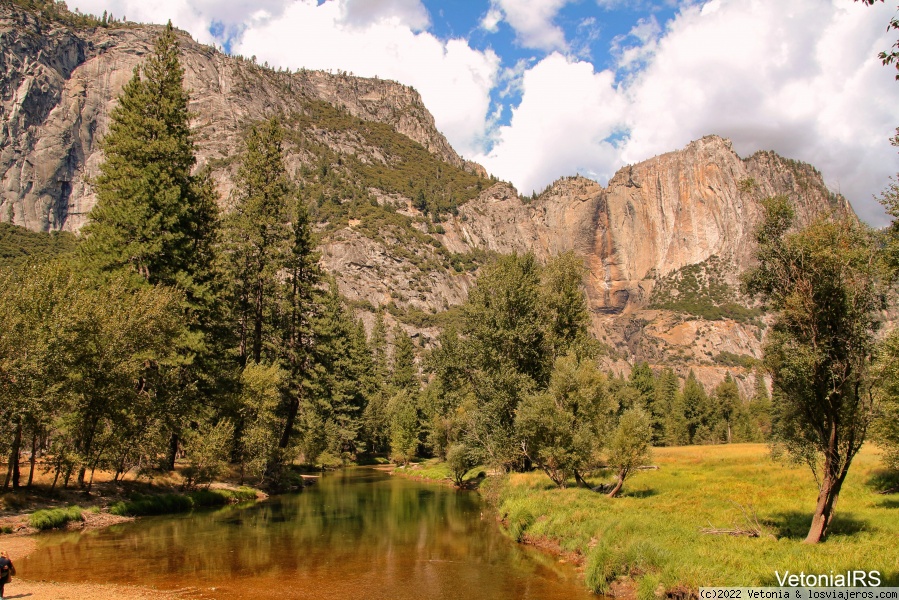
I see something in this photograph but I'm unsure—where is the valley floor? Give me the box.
[483,444,897,595]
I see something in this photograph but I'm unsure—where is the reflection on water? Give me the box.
[22,468,592,599]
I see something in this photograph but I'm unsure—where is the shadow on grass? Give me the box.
[621,488,658,499]
[767,511,870,539]
[866,469,899,494]
[878,498,899,509]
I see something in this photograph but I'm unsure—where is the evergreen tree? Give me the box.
[303,281,370,464]
[539,251,594,361]
[391,325,417,392]
[276,196,320,448]
[712,374,742,443]
[655,368,685,446]
[224,117,293,365]
[682,371,712,444]
[748,373,773,440]
[81,22,217,307]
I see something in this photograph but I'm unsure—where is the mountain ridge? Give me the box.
[0,4,856,395]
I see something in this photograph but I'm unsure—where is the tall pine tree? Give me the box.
[81,22,217,307]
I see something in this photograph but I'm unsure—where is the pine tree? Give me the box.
[390,325,417,392]
[82,22,216,306]
[224,117,293,365]
[276,196,320,448]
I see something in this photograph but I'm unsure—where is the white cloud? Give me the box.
[480,7,503,33]
[488,0,573,51]
[474,53,627,195]
[233,1,500,159]
[620,0,899,225]
[475,0,899,226]
[339,0,430,31]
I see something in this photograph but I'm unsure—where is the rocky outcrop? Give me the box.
[0,5,470,232]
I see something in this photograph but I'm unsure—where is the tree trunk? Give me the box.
[252,281,264,364]
[6,421,23,490]
[805,425,849,544]
[607,468,627,498]
[804,461,848,543]
[27,431,37,488]
[279,396,300,449]
[574,469,591,489]
[165,432,179,471]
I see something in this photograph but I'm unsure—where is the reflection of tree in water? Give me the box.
[23,470,587,600]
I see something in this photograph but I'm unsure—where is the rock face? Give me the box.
[0,6,468,232]
[0,7,855,393]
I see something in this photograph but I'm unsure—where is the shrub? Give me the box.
[108,488,256,517]
[29,506,84,530]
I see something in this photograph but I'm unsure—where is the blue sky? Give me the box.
[70,0,899,225]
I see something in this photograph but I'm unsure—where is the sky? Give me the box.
[71,0,899,225]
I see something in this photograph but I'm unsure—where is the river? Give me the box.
[20,468,593,599]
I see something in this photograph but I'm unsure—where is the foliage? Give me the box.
[288,100,488,217]
[445,443,476,486]
[650,256,762,323]
[712,351,758,369]
[603,408,653,497]
[108,488,257,516]
[28,505,83,530]
[742,195,888,543]
[515,355,614,487]
[389,391,420,466]
[856,0,899,79]
[236,362,283,483]
[0,223,77,268]
[182,419,235,489]
[7,0,119,28]
[873,330,899,471]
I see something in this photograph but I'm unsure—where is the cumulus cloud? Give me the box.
[474,53,627,196]
[476,0,899,225]
[233,1,500,159]
[66,0,899,224]
[339,0,430,31]
[620,0,899,224]
[487,0,573,51]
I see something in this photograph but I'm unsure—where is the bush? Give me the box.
[29,506,84,530]
[446,443,475,487]
[108,488,257,517]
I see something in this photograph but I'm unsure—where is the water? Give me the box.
[21,468,593,599]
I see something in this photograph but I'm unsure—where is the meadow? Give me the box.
[484,444,898,596]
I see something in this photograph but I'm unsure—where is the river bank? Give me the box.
[394,444,899,596]
[0,467,269,598]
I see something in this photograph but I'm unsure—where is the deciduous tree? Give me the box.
[743,196,886,543]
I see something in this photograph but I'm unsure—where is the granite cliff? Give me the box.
[0,5,855,393]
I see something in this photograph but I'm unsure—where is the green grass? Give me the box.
[108,487,258,517]
[28,505,84,530]
[401,458,485,483]
[490,444,899,596]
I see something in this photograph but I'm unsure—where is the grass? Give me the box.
[400,458,485,483]
[489,444,899,596]
[28,505,84,530]
[108,487,257,517]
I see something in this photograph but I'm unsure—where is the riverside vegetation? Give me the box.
[1,1,899,597]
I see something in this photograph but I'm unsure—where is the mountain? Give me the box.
[0,3,854,393]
